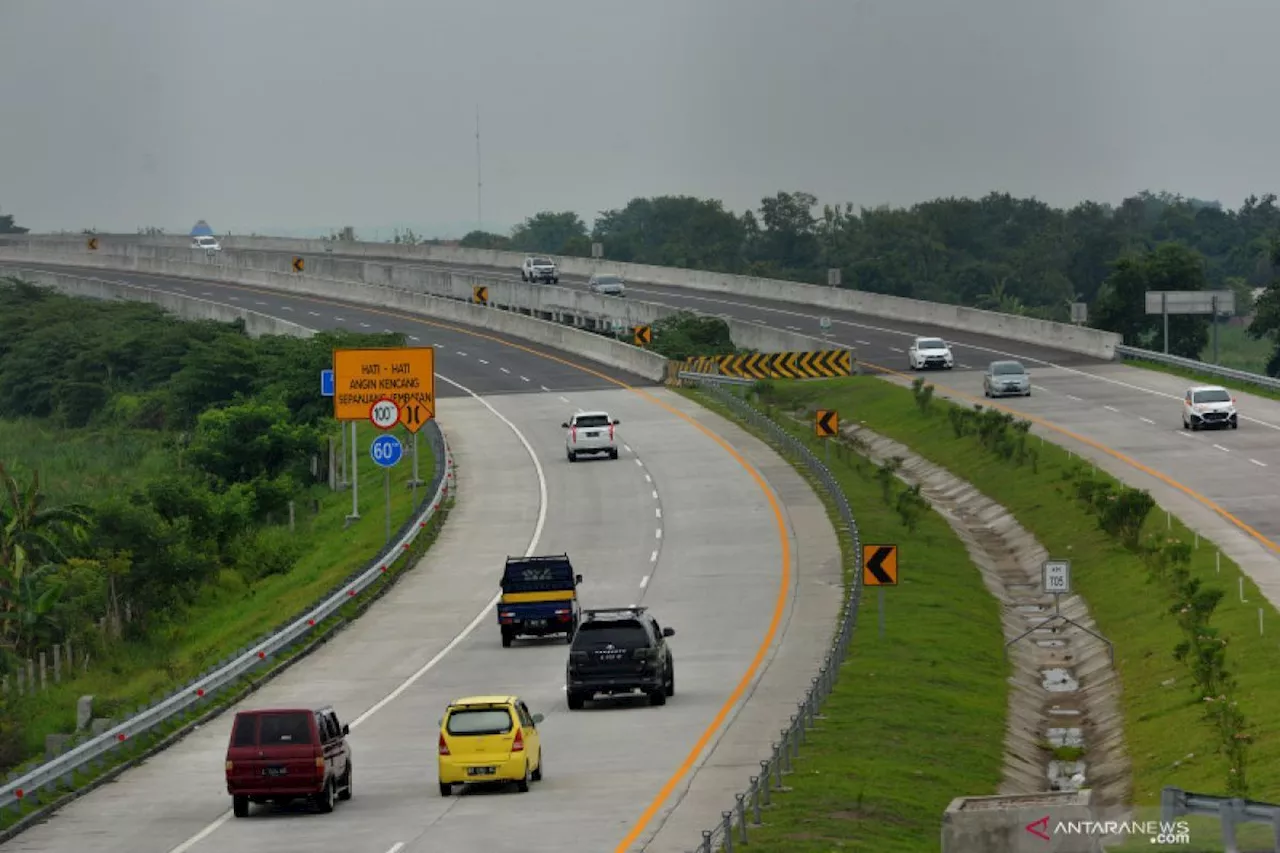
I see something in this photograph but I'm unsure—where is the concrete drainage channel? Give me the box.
[837,423,1132,808]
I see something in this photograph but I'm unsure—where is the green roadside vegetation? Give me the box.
[745,376,1280,809]
[678,387,1010,852]
[0,278,438,774]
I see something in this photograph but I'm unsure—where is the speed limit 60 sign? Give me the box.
[369,398,401,430]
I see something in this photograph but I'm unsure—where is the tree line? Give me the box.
[458,190,1280,373]
[0,279,396,686]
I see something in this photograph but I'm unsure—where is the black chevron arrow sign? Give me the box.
[862,544,898,586]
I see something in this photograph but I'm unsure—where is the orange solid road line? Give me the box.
[865,359,1280,555]
[76,268,794,851]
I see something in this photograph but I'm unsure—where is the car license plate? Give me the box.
[585,431,598,438]
[262,767,287,777]
[467,766,496,777]
[528,619,546,628]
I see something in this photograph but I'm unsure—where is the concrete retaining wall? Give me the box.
[0,250,671,382]
[0,244,849,362]
[2,233,1121,360]
[0,265,315,339]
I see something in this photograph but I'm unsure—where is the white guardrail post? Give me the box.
[1115,344,1280,392]
[0,413,454,817]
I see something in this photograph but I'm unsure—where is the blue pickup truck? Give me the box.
[496,555,583,648]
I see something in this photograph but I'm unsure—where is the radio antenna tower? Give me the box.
[475,105,483,232]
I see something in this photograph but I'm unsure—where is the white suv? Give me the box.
[191,236,222,252]
[521,256,559,284]
[908,336,954,370]
[1182,385,1238,431]
[563,411,619,461]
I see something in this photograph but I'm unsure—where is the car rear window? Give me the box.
[575,620,649,648]
[447,708,514,736]
[596,275,622,284]
[502,560,574,593]
[231,714,257,747]
[252,712,314,746]
[574,415,611,428]
[534,257,552,265]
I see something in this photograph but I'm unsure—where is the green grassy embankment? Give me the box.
[680,388,1009,853]
[0,419,435,758]
[752,376,1280,806]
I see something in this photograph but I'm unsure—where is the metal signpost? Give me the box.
[1145,290,1236,361]
[1070,302,1088,325]
[591,242,604,259]
[861,545,899,638]
[827,268,841,288]
[319,370,344,488]
[369,433,404,544]
[820,316,832,336]
[1005,558,1114,665]
[331,347,437,523]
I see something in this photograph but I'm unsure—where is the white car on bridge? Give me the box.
[521,256,559,284]
[907,336,954,370]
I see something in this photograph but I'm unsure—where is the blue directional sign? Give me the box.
[370,434,403,468]
[320,369,334,397]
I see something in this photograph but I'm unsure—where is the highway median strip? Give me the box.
[747,376,1280,807]
[674,381,1009,851]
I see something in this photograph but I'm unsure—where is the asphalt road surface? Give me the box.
[3,265,831,853]
[296,249,1280,600]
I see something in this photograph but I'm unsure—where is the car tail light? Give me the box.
[438,732,450,756]
[315,754,326,777]
[511,730,524,752]
[609,423,615,440]
[570,425,577,444]
[225,760,234,772]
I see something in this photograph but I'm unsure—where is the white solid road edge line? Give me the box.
[166,374,549,853]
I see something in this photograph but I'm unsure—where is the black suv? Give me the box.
[566,607,675,709]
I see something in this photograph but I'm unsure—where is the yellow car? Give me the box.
[437,695,544,796]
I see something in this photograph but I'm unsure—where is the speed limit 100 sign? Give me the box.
[369,398,401,430]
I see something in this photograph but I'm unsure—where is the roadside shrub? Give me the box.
[231,526,305,583]
[910,377,935,414]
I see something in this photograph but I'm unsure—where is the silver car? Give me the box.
[983,360,1031,397]
[587,274,626,297]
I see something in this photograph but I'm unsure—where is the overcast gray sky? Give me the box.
[4,0,1280,237]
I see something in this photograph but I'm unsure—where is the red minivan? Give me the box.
[225,705,354,817]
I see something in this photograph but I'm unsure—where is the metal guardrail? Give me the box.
[679,376,863,853]
[1160,786,1280,853]
[1116,344,1280,392]
[677,370,755,386]
[0,397,454,817]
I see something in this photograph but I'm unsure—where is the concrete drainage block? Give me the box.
[1041,668,1080,692]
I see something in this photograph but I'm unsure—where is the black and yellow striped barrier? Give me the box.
[679,349,853,381]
